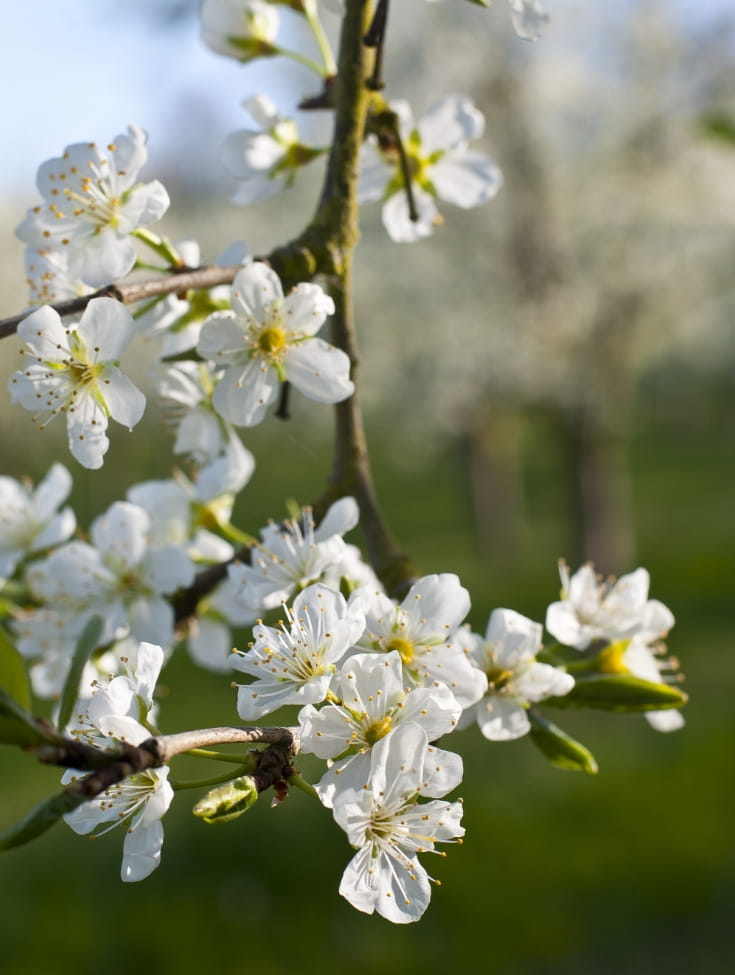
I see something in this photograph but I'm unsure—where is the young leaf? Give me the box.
[0,788,88,851]
[0,689,57,748]
[0,627,31,711]
[528,710,598,774]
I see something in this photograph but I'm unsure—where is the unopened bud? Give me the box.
[193,775,259,824]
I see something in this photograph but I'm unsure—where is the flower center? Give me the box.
[486,666,512,691]
[386,636,415,666]
[363,716,393,746]
[257,324,287,357]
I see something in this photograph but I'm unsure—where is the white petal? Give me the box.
[284,339,354,403]
[419,96,485,153]
[121,820,165,882]
[508,0,550,41]
[100,368,146,429]
[230,262,283,320]
[381,186,439,243]
[476,693,531,741]
[432,151,503,209]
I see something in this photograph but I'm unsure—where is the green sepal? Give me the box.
[545,674,688,713]
[0,787,87,851]
[528,710,598,774]
[0,627,31,712]
[55,615,104,733]
[465,0,492,8]
[0,689,59,748]
[193,775,259,824]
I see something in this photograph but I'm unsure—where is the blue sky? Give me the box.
[2,0,731,197]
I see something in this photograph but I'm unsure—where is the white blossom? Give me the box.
[63,713,173,882]
[9,299,146,469]
[299,650,462,807]
[200,0,279,61]
[232,583,365,719]
[16,125,169,287]
[351,574,488,709]
[461,608,574,741]
[599,600,683,733]
[332,722,464,923]
[228,497,359,613]
[0,463,75,581]
[22,501,195,656]
[508,0,549,41]
[545,562,656,649]
[197,262,353,426]
[23,246,91,309]
[359,96,502,242]
[223,95,323,205]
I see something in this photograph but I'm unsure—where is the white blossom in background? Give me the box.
[138,240,248,358]
[186,576,258,673]
[153,360,240,470]
[223,95,324,205]
[232,583,365,719]
[460,608,574,741]
[15,125,169,287]
[22,501,195,658]
[229,497,359,613]
[299,650,462,807]
[359,96,502,242]
[9,299,146,470]
[545,562,657,649]
[23,247,91,309]
[332,722,465,923]
[200,0,279,61]
[508,0,549,41]
[0,464,76,581]
[351,573,488,709]
[198,262,353,426]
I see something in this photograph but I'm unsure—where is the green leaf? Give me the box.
[546,674,688,713]
[0,689,57,748]
[0,627,31,711]
[0,788,88,851]
[528,710,598,774]
[55,615,104,733]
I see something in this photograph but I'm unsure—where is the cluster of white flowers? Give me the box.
[229,567,579,920]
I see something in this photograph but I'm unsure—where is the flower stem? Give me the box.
[275,45,329,77]
[132,228,185,268]
[303,1,337,76]
[170,761,255,792]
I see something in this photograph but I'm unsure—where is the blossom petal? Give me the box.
[284,339,354,403]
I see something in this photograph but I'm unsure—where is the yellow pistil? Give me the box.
[386,636,416,666]
[257,324,287,357]
[485,667,512,691]
[363,716,392,745]
[597,641,630,675]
